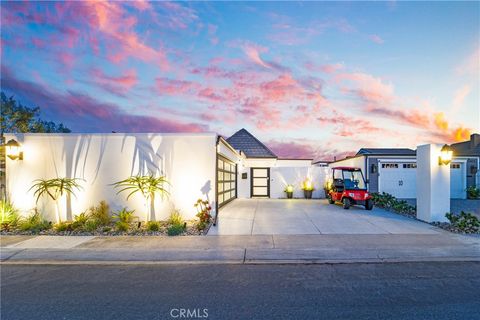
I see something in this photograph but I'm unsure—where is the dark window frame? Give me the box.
[250,167,270,198]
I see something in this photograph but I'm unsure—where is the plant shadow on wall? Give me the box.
[122,134,172,177]
[51,135,108,220]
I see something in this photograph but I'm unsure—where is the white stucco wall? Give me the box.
[328,156,365,173]
[270,165,329,198]
[236,158,328,199]
[416,144,450,222]
[5,133,217,221]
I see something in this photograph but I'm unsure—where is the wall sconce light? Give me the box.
[370,163,377,174]
[5,139,23,160]
[438,144,453,166]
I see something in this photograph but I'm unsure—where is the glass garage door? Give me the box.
[217,156,237,207]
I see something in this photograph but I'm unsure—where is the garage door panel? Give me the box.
[217,155,237,207]
[450,162,465,199]
[379,162,417,199]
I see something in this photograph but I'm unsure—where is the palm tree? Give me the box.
[30,178,83,223]
[113,175,170,221]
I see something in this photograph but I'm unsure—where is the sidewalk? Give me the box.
[1,233,480,264]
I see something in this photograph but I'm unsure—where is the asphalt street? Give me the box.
[1,262,480,320]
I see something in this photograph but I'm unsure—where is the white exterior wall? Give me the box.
[416,144,450,222]
[236,158,328,199]
[5,133,217,221]
[237,158,276,198]
[217,139,242,163]
[329,156,365,173]
[270,164,329,199]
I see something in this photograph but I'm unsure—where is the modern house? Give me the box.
[4,129,326,222]
[329,134,480,199]
[4,130,478,222]
[217,128,327,207]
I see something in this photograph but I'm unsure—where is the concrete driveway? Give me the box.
[208,199,441,235]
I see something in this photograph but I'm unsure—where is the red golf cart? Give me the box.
[324,167,373,210]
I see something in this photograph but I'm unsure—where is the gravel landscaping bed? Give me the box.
[0,220,213,236]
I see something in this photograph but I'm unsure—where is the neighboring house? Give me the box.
[329,134,480,199]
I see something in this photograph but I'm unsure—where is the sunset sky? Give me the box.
[1,1,479,160]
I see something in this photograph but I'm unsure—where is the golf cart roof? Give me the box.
[332,166,362,171]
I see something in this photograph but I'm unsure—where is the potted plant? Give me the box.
[466,186,480,199]
[284,185,294,199]
[302,179,314,199]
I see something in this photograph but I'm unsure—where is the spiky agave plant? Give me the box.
[112,175,170,221]
[29,178,83,223]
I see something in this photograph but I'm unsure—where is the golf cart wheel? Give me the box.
[342,198,351,209]
[328,195,334,204]
[365,199,373,211]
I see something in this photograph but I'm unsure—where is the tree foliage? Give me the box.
[0,92,71,134]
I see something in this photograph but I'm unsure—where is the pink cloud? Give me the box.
[267,140,317,159]
[90,68,137,95]
[57,52,76,69]
[155,77,200,95]
[369,34,384,44]
[452,84,472,112]
[242,43,272,69]
[335,72,395,106]
[1,65,206,133]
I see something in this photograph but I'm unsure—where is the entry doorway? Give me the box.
[251,168,270,197]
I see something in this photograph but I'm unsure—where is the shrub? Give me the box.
[113,208,136,224]
[195,199,212,230]
[54,221,72,232]
[84,220,99,232]
[115,221,130,232]
[19,210,51,232]
[168,209,183,226]
[370,192,415,215]
[446,211,480,233]
[71,212,89,230]
[102,226,112,233]
[0,200,21,231]
[29,177,83,224]
[167,223,185,236]
[89,201,111,226]
[146,221,160,232]
[112,175,170,221]
[301,179,314,191]
[466,186,480,199]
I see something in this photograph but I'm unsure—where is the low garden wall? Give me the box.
[5,133,217,222]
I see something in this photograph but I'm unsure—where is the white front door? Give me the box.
[378,162,417,199]
[450,162,466,199]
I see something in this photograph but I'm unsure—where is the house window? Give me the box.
[402,163,417,169]
[382,163,398,169]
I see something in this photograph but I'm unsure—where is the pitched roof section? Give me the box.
[226,128,277,158]
[450,134,480,156]
[356,148,416,156]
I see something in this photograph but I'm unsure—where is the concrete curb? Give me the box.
[2,256,480,266]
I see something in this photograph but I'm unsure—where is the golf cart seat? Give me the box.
[333,179,344,191]
[344,178,354,189]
